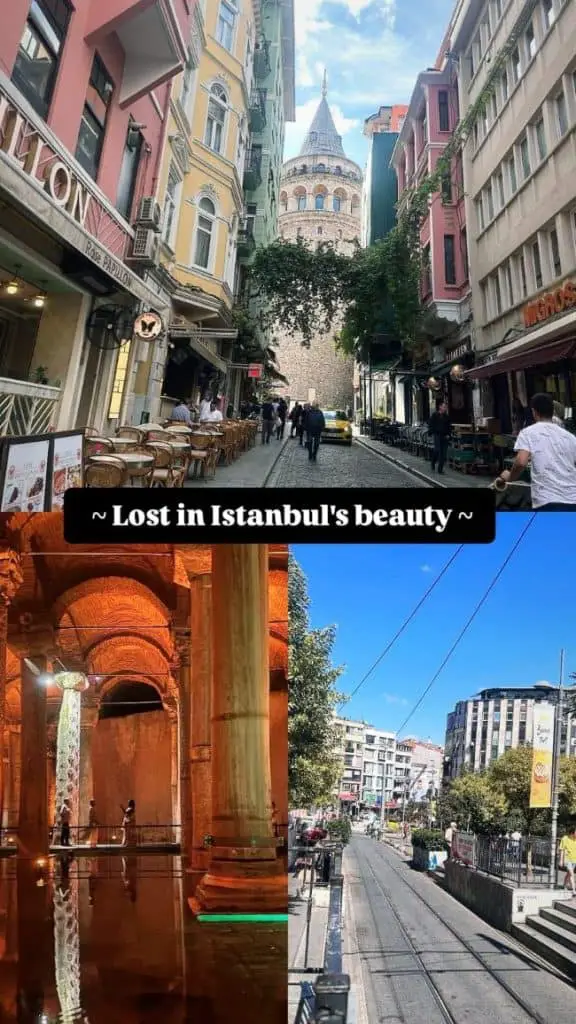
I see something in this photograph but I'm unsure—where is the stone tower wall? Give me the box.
[274,155,362,410]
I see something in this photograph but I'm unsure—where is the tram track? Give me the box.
[352,837,553,1024]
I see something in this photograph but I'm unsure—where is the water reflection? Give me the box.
[0,856,287,1023]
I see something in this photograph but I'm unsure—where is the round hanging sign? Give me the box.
[133,310,164,341]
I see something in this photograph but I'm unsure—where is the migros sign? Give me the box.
[523,279,576,328]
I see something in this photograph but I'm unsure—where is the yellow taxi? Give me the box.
[321,410,353,446]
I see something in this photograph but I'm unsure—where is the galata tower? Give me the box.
[275,73,362,410]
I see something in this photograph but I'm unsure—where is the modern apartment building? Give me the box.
[444,683,576,778]
[333,717,414,814]
[450,0,576,430]
[0,0,196,436]
[362,105,408,247]
[391,28,473,426]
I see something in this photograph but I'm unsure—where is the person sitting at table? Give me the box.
[207,401,223,423]
[172,398,192,424]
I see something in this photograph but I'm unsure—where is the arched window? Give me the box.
[334,165,342,175]
[204,84,227,153]
[315,193,325,210]
[194,197,216,269]
[295,189,306,211]
[333,195,341,212]
[316,163,326,172]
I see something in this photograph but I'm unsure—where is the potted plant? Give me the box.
[411,828,448,871]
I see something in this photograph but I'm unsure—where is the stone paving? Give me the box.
[268,437,431,489]
[288,874,329,1023]
[184,430,289,489]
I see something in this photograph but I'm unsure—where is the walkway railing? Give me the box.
[1,824,181,850]
[473,834,551,886]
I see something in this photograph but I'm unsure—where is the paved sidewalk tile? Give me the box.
[288,875,329,1023]
[184,433,289,489]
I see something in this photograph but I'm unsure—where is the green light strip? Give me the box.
[197,913,288,922]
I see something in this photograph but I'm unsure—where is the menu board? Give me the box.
[51,433,84,509]
[1,440,50,512]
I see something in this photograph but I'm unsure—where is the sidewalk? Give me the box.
[356,435,531,500]
[184,432,289,489]
[288,874,329,1023]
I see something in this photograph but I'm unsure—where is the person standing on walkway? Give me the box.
[199,393,212,422]
[289,402,302,438]
[84,799,98,846]
[120,799,136,847]
[497,393,576,510]
[560,827,576,896]
[444,821,457,858]
[305,402,325,462]
[428,400,451,474]
[276,398,287,440]
[298,404,309,446]
[261,400,274,444]
[59,799,72,847]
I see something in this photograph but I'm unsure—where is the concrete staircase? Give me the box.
[512,898,576,980]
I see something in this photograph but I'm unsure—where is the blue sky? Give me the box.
[285,0,456,167]
[293,514,575,747]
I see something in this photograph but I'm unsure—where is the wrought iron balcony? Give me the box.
[243,149,263,191]
[237,223,256,259]
[249,88,267,133]
[253,40,271,79]
[0,377,61,436]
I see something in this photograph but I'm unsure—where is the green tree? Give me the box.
[438,771,506,835]
[289,554,344,808]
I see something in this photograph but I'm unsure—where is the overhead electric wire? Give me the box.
[395,513,537,737]
[338,544,465,708]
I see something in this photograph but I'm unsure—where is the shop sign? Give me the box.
[133,311,164,341]
[452,832,476,866]
[1,440,49,512]
[248,363,263,379]
[339,792,357,801]
[523,279,576,328]
[0,88,131,261]
[445,340,471,361]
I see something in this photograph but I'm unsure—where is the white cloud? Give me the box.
[420,564,433,573]
[383,692,410,706]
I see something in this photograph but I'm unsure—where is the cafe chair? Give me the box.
[85,456,128,488]
[117,426,144,442]
[86,437,114,457]
[145,442,177,487]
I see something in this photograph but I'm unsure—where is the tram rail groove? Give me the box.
[362,839,551,1024]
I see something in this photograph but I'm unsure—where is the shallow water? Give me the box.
[0,855,287,1023]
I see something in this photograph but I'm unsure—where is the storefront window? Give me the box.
[12,0,72,118]
[76,55,114,180]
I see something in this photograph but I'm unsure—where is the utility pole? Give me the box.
[549,649,565,889]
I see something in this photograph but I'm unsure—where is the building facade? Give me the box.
[274,77,361,410]
[362,105,408,248]
[391,35,473,425]
[0,0,196,437]
[403,738,444,801]
[450,0,576,430]
[444,683,576,778]
[333,717,414,815]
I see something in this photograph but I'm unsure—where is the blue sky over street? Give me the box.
[285,0,455,167]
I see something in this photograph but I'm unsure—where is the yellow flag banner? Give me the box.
[529,702,555,809]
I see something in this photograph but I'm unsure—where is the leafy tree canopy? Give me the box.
[438,771,506,836]
[289,554,345,808]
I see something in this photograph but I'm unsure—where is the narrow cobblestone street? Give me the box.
[268,438,431,488]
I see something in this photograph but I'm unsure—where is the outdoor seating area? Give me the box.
[84,419,259,487]
[371,421,531,481]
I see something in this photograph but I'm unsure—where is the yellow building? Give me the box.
[151,0,261,412]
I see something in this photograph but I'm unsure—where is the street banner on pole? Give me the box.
[530,702,555,808]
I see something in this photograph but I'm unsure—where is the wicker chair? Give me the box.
[166,445,192,487]
[124,446,155,486]
[86,437,114,457]
[117,426,144,442]
[85,457,128,487]
[145,442,176,487]
[187,436,215,481]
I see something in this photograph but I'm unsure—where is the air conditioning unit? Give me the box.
[135,196,162,231]
[126,226,159,266]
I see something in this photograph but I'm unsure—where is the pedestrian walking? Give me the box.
[289,402,302,438]
[428,400,451,474]
[84,799,98,846]
[59,798,72,847]
[497,393,576,510]
[261,400,274,444]
[276,398,287,439]
[120,799,136,847]
[560,826,576,897]
[444,821,457,859]
[298,403,309,446]
[305,402,325,462]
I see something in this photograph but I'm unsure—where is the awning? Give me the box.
[366,358,402,372]
[463,337,576,380]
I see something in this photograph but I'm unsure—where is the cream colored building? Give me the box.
[275,78,361,410]
[451,0,576,427]
[152,0,261,413]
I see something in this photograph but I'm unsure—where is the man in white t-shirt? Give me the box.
[208,401,223,422]
[497,392,576,510]
[199,393,212,421]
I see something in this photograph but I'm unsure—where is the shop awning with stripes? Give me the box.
[463,337,576,380]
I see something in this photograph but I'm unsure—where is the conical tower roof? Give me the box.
[299,70,346,159]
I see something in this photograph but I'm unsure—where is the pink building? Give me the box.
[391,45,474,424]
[0,0,196,434]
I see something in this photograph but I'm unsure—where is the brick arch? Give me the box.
[293,185,306,197]
[313,183,328,195]
[87,636,176,705]
[334,187,348,200]
[54,576,173,663]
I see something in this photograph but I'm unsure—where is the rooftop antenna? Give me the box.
[321,68,327,99]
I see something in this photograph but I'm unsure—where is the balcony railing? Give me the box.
[254,40,271,79]
[244,148,263,191]
[237,223,256,258]
[0,377,61,436]
[249,88,267,133]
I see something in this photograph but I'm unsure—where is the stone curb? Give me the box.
[354,437,448,489]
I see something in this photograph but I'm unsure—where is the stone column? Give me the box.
[79,702,99,826]
[165,697,180,837]
[194,545,285,913]
[188,575,212,879]
[19,656,49,857]
[0,546,23,826]
[176,631,192,862]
